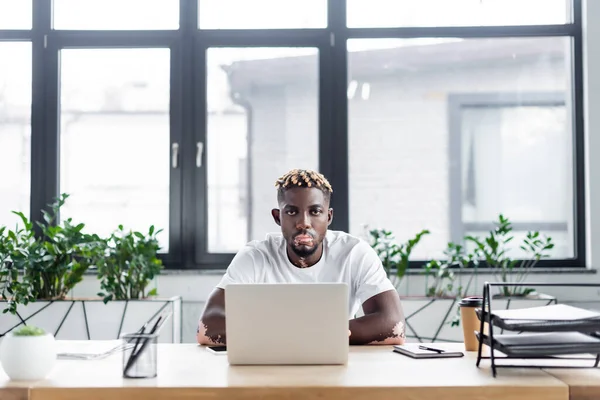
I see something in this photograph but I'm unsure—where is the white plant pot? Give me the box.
[0,332,57,380]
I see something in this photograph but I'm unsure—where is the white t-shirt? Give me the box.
[216,230,396,318]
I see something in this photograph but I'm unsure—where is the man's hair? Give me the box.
[274,168,333,204]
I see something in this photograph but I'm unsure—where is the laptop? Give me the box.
[224,282,349,365]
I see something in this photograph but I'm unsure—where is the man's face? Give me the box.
[272,187,333,258]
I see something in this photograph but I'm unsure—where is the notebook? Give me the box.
[393,343,464,359]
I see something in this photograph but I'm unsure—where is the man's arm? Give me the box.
[197,288,227,345]
[348,289,405,345]
[197,245,258,345]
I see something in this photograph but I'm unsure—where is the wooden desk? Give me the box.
[544,367,600,400]
[0,388,28,400]
[0,342,567,400]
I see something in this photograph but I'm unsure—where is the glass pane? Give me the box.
[199,0,327,29]
[60,49,170,251]
[347,0,570,28]
[53,0,179,30]
[0,42,31,229]
[0,0,31,29]
[348,37,573,259]
[461,106,568,224]
[461,105,572,258]
[206,47,319,253]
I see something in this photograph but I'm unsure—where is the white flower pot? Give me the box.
[0,332,57,380]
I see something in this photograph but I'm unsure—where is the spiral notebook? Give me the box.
[393,344,464,359]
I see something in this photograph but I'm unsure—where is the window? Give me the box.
[199,0,327,29]
[59,49,171,252]
[53,0,179,30]
[0,42,31,229]
[203,47,319,254]
[452,95,573,259]
[347,0,571,28]
[0,1,584,269]
[0,0,31,29]
[347,37,575,261]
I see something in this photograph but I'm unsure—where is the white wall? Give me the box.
[60,1,600,343]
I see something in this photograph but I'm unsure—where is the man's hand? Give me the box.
[348,289,405,345]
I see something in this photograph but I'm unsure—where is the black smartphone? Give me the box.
[206,345,227,354]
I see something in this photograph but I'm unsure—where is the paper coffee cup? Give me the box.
[459,297,483,351]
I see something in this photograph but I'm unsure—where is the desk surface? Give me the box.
[544,367,600,400]
[0,342,567,400]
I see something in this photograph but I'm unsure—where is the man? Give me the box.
[197,168,405,346]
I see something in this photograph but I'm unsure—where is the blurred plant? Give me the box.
[466,214,554,297]
[0,194,105,314]
[12,325,46,336]
[368,228,430,289]
[424,242,479,298]
[96,225,163,303]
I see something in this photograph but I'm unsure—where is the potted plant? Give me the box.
[0,195,180,343]
[466,214,554,298]
[368,228,430,291]
[0,325,57,380]
[368,228,465,343]
[96,224,163,303]
[424,241,477,299]
[419,241,479,328]
[0,194,105,315]
[444,215,556,335]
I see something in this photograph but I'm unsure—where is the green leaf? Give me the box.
[522,288,536,296]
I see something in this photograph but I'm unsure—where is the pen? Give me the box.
[124,316,162,377]
[419,345,445,353]
[124,312,172,377]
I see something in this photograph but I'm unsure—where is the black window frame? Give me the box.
[0,0,584,270]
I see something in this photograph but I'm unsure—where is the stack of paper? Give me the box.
[490,332,600,356]
[485,304,600,332]
[479,304,600,357]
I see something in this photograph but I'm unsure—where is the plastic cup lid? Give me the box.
[459,296,483,307]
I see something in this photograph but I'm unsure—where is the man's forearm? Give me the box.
[197,311,227,345]
[349,312,405,345]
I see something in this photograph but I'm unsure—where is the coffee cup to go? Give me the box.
[459,297,483,351]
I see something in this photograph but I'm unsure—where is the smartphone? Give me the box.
[206,345,227,355]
